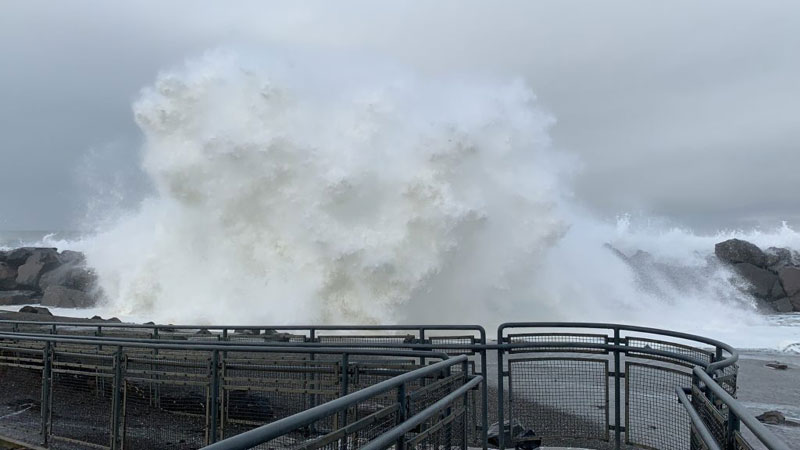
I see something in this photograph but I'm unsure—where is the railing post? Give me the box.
[480,347,489,450]
[110,346,124,450]
[497,328,505,450]
[613,328,621,450]
[726,410,740,450]
[339,353,350,450]
[40,341,52,446]
[209,349,220,444]
[396,382,407,450]
[462,359,469,450]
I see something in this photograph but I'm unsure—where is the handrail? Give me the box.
[675,387,722,450]
[2,331,714,368]
[694,368,792,450]
[200,355,470,450]
[360,375,483,450]
[498,321,738,373]
[0,320,485,337]
[0,332,449,359]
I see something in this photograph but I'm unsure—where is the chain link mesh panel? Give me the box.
[625,362,691,450]
[508,357,609,443]
[507,333,609,354]
[49,348,115,449]
[121,352,211,449]
[691,385,727,449]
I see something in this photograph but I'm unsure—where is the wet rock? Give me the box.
[0,290,37,305]
[0,261,17,289]
[19,305,52,315]
[771,297,794,313]
[234,328,261,335]
[770,279,786,300]
[778,267,800,297]
[41,286,95,308]
[58,250,86,264]
[756,410,786,425]
[487,419,539,448]
[106,317,121,323]
[38,261,96,291]
[789,294,800,312]
[196,328,212,335]
[15,248,60,289]
[715,239,767,267]
[765,247,794,271]
[4,247,36,267]
[734,263,777,298]
[765,362,788,370]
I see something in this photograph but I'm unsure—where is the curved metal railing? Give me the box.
[0,321,790,450]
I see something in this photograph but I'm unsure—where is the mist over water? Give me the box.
[19,50,800,349]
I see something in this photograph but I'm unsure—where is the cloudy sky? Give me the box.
[1,0,798,232]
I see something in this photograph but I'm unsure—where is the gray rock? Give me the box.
[0,261,17,289]
[58,250,86,264]
[41,285,95,308]
[756,411,786,425]
[0,290,38,306]
[771,298,793,313]
[765,247,794,271]
[19,305,52,315]
[790,294,800,312]
[770,279,786,300]
[734,263,778,298]
[4,247,36,267]
[778,267,800,297]
[715,239,767,267]
[15,248,60,289]
[38,261,96,291]
[0,250,6,262]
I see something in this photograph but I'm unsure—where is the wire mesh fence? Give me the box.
[508,357,609,443]
[625,363,692,450]
[1,322,785,450]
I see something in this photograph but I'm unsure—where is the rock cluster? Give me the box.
[0,247,99,309]
[714,239,800,312]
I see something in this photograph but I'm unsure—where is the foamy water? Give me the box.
[5,50,800,351]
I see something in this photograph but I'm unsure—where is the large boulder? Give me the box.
[771,297,794,313]
[765,247,794,271]
[790,294,800,312]
[15,248,60,289]
[58,250,86,264]
[38,261,96,291]
[715,239,767,267]
[778,267,800,297]
[0,290,38,306]
[41,285,95,308]
[734,263,778,299]
[0,261,17,289]
[4,247,36,267]
[770,280,786,300]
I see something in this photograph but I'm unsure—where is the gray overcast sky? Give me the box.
[1,0,798,232]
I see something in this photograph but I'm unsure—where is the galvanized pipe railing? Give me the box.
[201,355,476,450]
[0,323,791,450]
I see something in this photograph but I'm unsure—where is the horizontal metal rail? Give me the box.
[675,387,722,450]
[201,355,470,450]
[360,375,483,450]
[694,368,792,450]
[0,332,449,359]
[498,322,738,373]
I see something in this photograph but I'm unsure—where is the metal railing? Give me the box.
[0,321,792,450]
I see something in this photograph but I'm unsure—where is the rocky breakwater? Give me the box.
[0,247,100,309]
[715,239,800,313]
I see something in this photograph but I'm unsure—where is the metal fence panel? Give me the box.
[508,357,609,443]
[625,362,692,450]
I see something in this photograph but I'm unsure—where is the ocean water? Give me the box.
[2,50,799,353]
